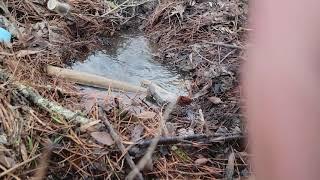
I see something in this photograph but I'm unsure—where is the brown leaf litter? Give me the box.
[0,0,249,179]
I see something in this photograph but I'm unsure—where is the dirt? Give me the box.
[0,0,249,179]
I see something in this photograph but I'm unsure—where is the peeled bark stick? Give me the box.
[0,67,88,125]
[17,83,91,125]
[47,65,147,93]
[47,0,71,15]
[141,80,177,105]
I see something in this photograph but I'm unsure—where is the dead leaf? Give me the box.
[90,132,114,146]
[48,25,69,43]
[137,111,156,119]
[16,50,42,58]
[20,143,28,161]
[178,128,194,136]
[208,96,222,104]
[131,125,144,141]
[177,96,193,106]
[0,154,15,168]
[195,158,209,165]
[166,122,177,136]
[80,120,101,132]
[81,97,96,114]
[192,80,212,99]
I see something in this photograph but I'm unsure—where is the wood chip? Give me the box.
[130,125,144,141]
[16,50,42,58]
[20,143,28,161]
[195,158,209,165]
[137,111,156,119]
[225,152,235,180]
[0,155,15,168]
[90,132,114,146]
[80,120,101,132]
[208,96,223,104]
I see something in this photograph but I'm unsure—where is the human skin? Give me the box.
[244,0,320,179]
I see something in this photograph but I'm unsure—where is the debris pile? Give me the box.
[143,0,249,178]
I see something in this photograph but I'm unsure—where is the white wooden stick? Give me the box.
[46,65,147,93]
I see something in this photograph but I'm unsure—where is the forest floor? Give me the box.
[0,0,249,179]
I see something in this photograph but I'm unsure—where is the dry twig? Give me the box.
[134,133,243,147]
[102,118,144,180]
[126,102,176,180]
[0,154,42,177]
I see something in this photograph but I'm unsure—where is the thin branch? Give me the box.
[101,0,131,17]
[102,118,144,180]
[0,68,143,178]
[0,164,21,180]
[126,102,176,180]
[205,41,245,50]
[134,133,243,146]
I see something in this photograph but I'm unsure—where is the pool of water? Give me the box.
[72,32,187,94]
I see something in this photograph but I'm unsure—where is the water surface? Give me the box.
[72,33,187,94]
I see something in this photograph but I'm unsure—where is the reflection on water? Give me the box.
[72,33,187,94]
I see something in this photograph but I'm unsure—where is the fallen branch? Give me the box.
[204,41,245,50]
[47,65,147,93]
[17,83,91,125]
[0,69,143,179]
[134,133,243,147]
[0,68,87,125]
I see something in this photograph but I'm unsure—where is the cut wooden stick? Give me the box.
[142,80,177,105]
[46,65,147,93]
[47,0,71,15]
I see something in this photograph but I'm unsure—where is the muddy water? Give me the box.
[72,32,187,94]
